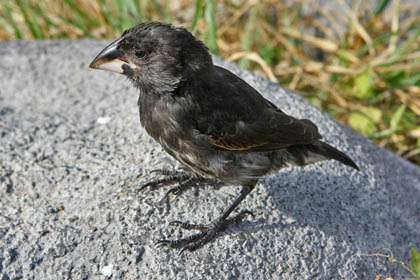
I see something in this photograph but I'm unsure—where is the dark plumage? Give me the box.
[90,22,359,253]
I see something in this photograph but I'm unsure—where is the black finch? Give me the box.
[90,22,359,254]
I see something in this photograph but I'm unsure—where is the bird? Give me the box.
[89,22,359,254]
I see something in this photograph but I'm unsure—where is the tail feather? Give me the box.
[308,141,359,170]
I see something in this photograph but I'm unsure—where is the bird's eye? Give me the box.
[135,50,146,59]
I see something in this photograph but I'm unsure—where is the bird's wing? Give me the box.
[194,67,322,152]
[198,109,321,152]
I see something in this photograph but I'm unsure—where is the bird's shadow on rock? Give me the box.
[138,166,369,244]
[135,162,414,270]
[233,166,409,257]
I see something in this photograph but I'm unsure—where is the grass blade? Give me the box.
[99,0,118,32]
[0,0,24,39]
[150,0,167,22]
[113,0,139,30]
[373,0,391,16]
[16,0,44,39]
[373,104,406,138]
[240,6,258,68]
[385,27,420,65]
[162,0,172,23]
[356,32,394,57]
[35,2,58,34]
[62,0,99,30]
[205,0,218,54]
[57,15,92,37]
[130,0,143,22]
[191,0,203,34]
[411,248,420,278]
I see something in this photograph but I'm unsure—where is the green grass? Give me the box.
[0,0,419,166]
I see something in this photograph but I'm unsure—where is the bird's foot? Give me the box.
[139,169,216,201]
[156,210,254,254]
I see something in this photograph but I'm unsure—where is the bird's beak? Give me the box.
[89,37,135,76]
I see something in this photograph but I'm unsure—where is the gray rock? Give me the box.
[0,39,419,280]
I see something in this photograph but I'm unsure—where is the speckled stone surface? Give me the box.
[0,39,419,279]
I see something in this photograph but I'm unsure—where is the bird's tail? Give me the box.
[308,140,359,170]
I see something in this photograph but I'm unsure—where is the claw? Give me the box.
[139,178,166,191]
[179,247,191,255]
[227,210,255,224]
[169,221,183,226]
[245,210,255,219]
[151,169,165,174]
[155,239,171,247]
[139,182,153,191]
[156,239,179,249]
[160,187,177,202]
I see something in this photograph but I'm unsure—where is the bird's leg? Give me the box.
[157,185,255,254]
[139,169,217,200]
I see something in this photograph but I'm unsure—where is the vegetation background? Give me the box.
[2,1,420,277]
[1,0,419,167]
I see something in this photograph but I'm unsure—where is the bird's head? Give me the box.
[90,22,213,94]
